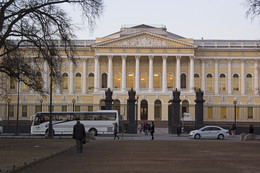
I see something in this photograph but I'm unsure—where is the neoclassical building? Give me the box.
[1,24,260,123]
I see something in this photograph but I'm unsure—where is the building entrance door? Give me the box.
[140,100,148,121]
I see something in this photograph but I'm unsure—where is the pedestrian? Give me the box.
[249,124,254,134]
[144,121,148,135]
[114,122,120,140]
[230,123,236,136]
[139,123,143,133]
[150,121,155,140]
[73,118,86,153]
[177,124,182,137]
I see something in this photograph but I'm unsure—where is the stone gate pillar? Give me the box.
[195,89,205,129]
[168,100,173,133]
[127,88,137,133]
[172,89,181,134]
[105,88,114,110]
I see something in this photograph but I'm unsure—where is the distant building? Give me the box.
[1,24,260,123]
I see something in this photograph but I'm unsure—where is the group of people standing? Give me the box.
[139,121,155,140]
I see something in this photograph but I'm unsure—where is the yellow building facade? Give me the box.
[1,24,260,124]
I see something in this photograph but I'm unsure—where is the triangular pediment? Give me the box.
[92,32,198,49]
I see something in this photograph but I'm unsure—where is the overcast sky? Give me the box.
[66,0,260,40]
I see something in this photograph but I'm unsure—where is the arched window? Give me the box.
[181,73,186,89]
[140,100,148,120]
[154,100,162,121]
[101,73,107,88]
[88,73,94,90]
[167,73,174,88]
[246,74,253,91]
[114,73,121,89]
[153,73,160,89]
[36,71,43,89]
[113,99,121,119]
[75,73,81,90]
[219,73,226,91]
[10,77,16,89]
[99,99,105,110]
[233,74,239,91]
[62,73,68,89]
[127,73,135,89]
[194,74,200,91]
[140,73,147,89]
[206,74,213,91]
[22,76,30,90]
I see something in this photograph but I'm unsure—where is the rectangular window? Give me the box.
[22,105,27,117]
[194,77,200,91]
[8,105,14,117]
[48,106,54,112]
[248,107,253,119]
[235,107,240,119]
[35,105,41,113]
[208,107,213,119]
[88,106,93,112]
[62,106,67,112]
[220,107,226,119]
[75,106,80,112]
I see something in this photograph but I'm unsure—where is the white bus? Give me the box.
[30,110,118,136]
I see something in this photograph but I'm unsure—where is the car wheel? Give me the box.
[194,134,201,139]
[89,128,97,136]
[218,134,224,140]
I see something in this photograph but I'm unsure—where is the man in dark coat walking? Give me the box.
[73,118,86,153]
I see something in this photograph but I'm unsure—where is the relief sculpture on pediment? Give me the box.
[119,35,172,47]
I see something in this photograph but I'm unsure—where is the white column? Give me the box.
[43,61,48,92]
[228,59,232,95]
[176,56,181,89]
[149,55,154,92]
[255,60,259,95]
[241,59,245,95]
[108,55,113,89]
[135,55,140,91]
[94,55,100,92]
[214,59,219,95]
[82,58,87,94]
[162,56,167,92]
[201,59,205,91]
[189,56,194,92]
[121,55,126,91]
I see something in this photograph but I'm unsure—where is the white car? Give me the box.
[189,126,229,140]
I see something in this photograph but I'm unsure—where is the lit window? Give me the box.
[140,73,147,88]
[127,73,135,89]
[167,73,174,88]
[114,73,121,88]
[75,106,80,112]
[62,106,67,112]
[22,77,30,90]
[154,73,160,89]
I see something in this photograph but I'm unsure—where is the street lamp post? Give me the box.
[72,98,76,112]
[136,95,139,129]
[233,98,237,126]
[40,96,43,112]
[7,97,11,133]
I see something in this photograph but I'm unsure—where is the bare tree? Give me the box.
[246,0,260,21]
[0,0,103,93]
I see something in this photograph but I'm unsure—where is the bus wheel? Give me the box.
[89,128,97,136]
[45,129,55,137]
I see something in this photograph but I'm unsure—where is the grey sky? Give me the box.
[66,0,260,40]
